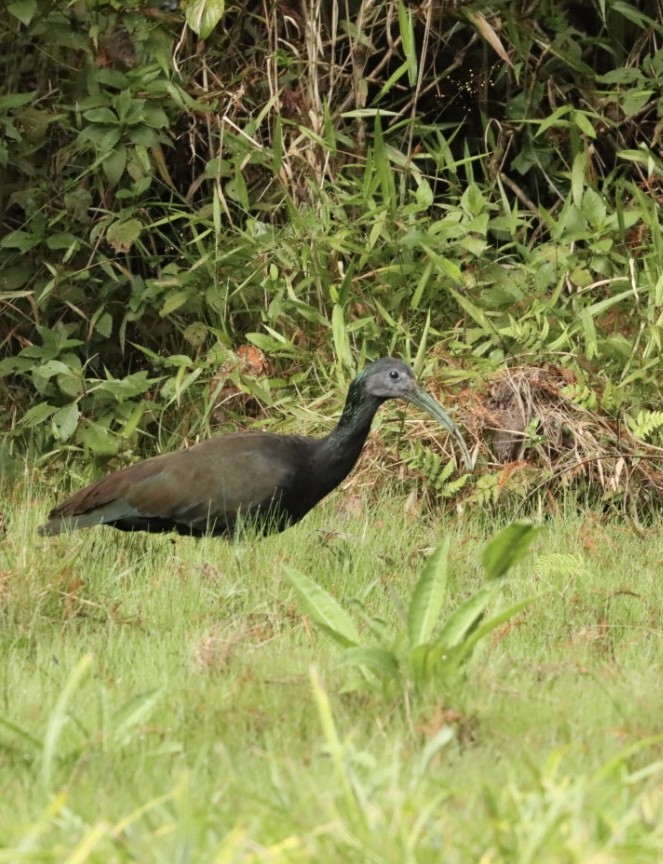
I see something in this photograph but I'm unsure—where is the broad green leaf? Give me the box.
[186,0,226,39]
[8,0,37,25]
[80,421,118,455]
[407,537,450,647]
[29,360,74,379]
[94,371,155,401]
[435,583,498,648]
[339,647,399,679]
[482,520,539,580]
[18,402,57,428]
[93,312,113,339]
[0,91,37,110]
[410,643,434,685]
[0,357,32,377]
[83,107,119,125]
[46,232,80,252]
[412,641,470,687]
[103,148,127,186]
[142,107,170,129]
[285,567,360,648]
[51,402,79,442]
[571,109,597,139]
[581,188,606,226]
[621,89,654,118]
[0,229,41,251]
[456,596,535,663]
[160,291,191,317]
[106,219,143,253]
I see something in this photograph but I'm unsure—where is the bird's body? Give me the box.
[39,358,471,538]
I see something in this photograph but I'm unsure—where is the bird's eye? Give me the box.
[389,370,400,380]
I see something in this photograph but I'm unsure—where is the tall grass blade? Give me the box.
[398,0,417,86]
[109,690,162,749]
[41,653,93,790]
[64,821,108,864]
[309,666,362,822]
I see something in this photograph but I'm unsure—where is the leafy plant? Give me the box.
[287,520,539,694]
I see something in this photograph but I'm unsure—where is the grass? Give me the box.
[2,475,663,862]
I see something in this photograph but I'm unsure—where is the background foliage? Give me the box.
[1,0,662,509]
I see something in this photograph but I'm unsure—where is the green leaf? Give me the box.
[186,0,226,39]
[407,537,450,648]
[142,107,169,129]
[398,0,417,86]
[18,402,57,428]
[571,151,586,208]
[109,690,162,748]
[46,232,80,252]
[106,218,143,253]
[103,148,127,186]
[621,89,654,118]
[51,403,80,442]
[338,647,400,679]
[0,229,41,251]
[482,520,539,580]
[160,291,191,317]
[0,91,37,110]
[457,596,534,662]
[331,304,352,370]
[80,421,118,455]
[285,567,360,648]
[571,109,597,139]
[41,654,93,790]
[83,107,119,125]
[7,0,37,25]
[581,188,606,226]
[412,641,466,685]
[435,583,498,648]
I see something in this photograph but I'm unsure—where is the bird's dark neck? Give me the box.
[313,377,382,492]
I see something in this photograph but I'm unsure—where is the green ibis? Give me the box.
[39,358,471,538]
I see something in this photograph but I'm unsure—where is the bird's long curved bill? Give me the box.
[406,386,473,469]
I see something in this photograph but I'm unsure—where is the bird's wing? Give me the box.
[44,434,298,532]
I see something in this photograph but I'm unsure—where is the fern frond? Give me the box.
[627,409,663,443]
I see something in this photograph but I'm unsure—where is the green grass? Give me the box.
[2,479,663,862]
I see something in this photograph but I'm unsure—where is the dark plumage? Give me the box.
[39,358,471,539]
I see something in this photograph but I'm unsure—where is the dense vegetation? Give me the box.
[1,0,662,513]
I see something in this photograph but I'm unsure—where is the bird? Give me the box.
[39,358,472,539]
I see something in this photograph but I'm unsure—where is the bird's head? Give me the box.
[361,358,473,469]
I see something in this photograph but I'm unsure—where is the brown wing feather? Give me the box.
[48,434,301,526]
